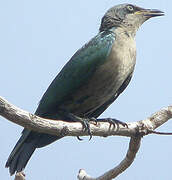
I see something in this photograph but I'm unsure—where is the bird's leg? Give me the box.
[67,113,92,140]
[96,118,128,130]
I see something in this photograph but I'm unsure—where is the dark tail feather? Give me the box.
[6,129,61,175]
[5,130,37,175]
[7,142,36,175]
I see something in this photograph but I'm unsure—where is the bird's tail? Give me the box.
[6,129,60,175]
[5,130,36,175]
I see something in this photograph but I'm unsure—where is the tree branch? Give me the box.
[14,172,25,180]
[78,137,141,180]
[1,96,172,180]
[1,96,172,138]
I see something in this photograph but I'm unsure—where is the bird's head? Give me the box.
[99,4,164,36]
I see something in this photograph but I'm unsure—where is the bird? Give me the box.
[6,3,164,176]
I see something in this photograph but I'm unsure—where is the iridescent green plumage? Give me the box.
[35,30,115,118]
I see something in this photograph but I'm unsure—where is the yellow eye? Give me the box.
[127,5,134,12]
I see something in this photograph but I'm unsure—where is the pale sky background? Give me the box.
[0,0,172,179]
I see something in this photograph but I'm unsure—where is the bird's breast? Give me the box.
[108,33,136,87]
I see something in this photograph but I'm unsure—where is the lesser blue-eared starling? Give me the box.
[6,3,164,175]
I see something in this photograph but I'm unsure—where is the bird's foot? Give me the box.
[97,118,128,130]
[68,113,92,140]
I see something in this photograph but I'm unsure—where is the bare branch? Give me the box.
[14,172,25,180]
[1,96,172,179]
[78,137,141,180]
[1,96,172,138]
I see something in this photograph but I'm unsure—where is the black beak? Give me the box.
[144,9,164,17]
[135,9,164,18]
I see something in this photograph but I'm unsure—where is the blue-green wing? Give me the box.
[35,31,115,116]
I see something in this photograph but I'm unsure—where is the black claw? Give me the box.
[77,136,83,141]
[68,113,93,140]
[90,117,98,125]
[96,118,128,130]
[109,118,128,128]
[82,120,89,132]
[80,119,92,140]
[88,129,92,141]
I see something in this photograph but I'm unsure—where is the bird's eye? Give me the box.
[127,5,134,12]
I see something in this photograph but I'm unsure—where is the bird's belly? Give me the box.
[60,36,136,117]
